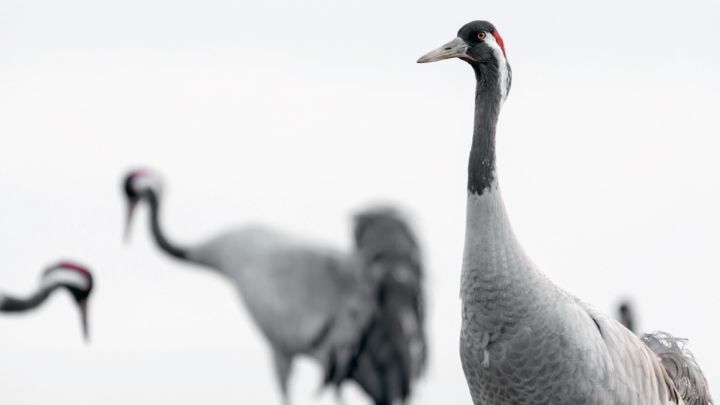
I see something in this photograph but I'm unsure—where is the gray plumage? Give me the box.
[419,20,712,404]
[338,208,427,404]
[616,302,710,404]
[123,170,426,405]
[642,332,713,405]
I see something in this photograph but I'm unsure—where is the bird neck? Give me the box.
[468,63,504,195]
[0,284,56,312]
[145,190,189,261]
[462,62,535,301]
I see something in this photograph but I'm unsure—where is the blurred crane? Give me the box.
[122,169,426,405]
[618,300,637,334]
[418,20,712,404]
[0,261,93,341]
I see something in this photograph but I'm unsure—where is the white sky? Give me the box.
[0,0,719,403]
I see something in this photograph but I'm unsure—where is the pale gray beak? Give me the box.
[417,37,470,63]
[124,199,137,244]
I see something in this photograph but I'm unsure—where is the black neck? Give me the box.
[0,285,56,312]
[468,62,503,195]
[145,190,189,261]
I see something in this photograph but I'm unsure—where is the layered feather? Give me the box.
[324,208,427,405]
[642,332,714,405]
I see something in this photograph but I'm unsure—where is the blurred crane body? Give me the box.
[123,170,426,405]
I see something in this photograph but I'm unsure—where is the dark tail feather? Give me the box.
[324,206,426,405]
[323,264,425,405]
[641,332,713,405]
[347,295,412,404]
[353,206,428,379]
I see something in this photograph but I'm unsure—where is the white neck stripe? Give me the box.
[42,270,89,291]
[484,35,510,102]
[134,174,163,195]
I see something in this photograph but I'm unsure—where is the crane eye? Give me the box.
[477,32,487,40]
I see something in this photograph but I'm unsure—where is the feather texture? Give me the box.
[328,208,427,405]
[642,332,714,405]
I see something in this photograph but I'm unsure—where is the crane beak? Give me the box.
[78,299,89,343]
[417,37,470,63]
[124,199,137,243]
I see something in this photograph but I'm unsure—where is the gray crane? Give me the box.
[418,20,711,404]
[122,169,426,405]
[0,261,93,341]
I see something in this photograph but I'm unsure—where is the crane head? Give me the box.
[42,261,94,342]
[122,169,162,242]
[418,21,512,105]
[417,20,507,65]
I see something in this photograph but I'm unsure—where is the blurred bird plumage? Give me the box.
[327,208,427,405]
[123,170,426,405]
[618,300,637,334]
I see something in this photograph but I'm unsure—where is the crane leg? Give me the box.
[272,349,293,405]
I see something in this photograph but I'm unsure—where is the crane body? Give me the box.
[123,171,426,404]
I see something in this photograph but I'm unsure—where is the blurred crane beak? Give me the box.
[124,199,137,243]
[78,299,89,343]
[417,37,470,63]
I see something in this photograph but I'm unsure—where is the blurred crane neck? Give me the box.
[0,285,55,312]
[145,190,189,261]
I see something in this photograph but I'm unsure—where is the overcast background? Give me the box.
[1,0,719,403]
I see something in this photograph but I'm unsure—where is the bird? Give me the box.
[122,169,426,405]
[0,260,94,341]
[618,300,637,334]
[418,20,712,404]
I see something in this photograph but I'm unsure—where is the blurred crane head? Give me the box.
[618,300,637,334]
[122,169,162,242]
[42,261,94,341]
[417,20,507,67]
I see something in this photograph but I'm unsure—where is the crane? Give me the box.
[418,20,711,404]
[0,260,93,341]
[122,169,426,405]
[618,300,637,334]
